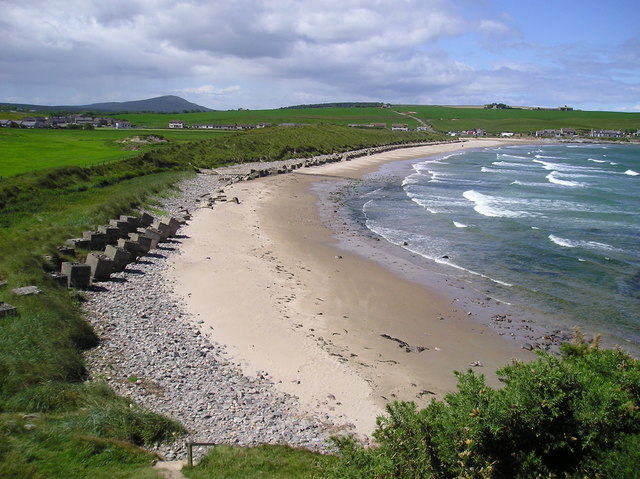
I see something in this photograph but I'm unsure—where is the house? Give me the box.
[501,132,515,137]
[348,123,387,129]
[560,128,576,136]
[115,120,132,129]
[535,129,561,137]
[391,124,409,131]
[591,129,622,138]
[168,120,185,129]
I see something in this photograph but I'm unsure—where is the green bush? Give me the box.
[331,337,640,479]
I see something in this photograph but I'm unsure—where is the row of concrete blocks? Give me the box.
[50,213,188,289]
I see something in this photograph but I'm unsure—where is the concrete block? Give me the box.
[109,219,132,237]
[143,228,162,249]
[166,217,181,235]
[117,238,144,257]
[120,215,140,230]
[85,253,114,281]
[139,212,154,227]
[104,245,131,272]
[60,262,91,289]
[0,302,18,318]
[66,238,91,250]
[151,221,171,240]
[43,254,62,272]
[82,231,107,250]
[57,245,75,257]
[128,233,152,253]
[48,272,68,286]
[97,225,121,244]
[11,286,41,296]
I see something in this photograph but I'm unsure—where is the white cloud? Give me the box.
[177,85,241,95]
[0,0,637,110]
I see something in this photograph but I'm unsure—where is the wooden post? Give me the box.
[187,443,193,468]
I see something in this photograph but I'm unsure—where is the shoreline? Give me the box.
[168,138,542,438]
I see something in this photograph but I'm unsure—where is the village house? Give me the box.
[168,120,185,128]
[591,129,622,138]
[348,123,387,129]
[391,124,409,131]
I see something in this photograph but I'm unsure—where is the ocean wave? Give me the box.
[625,169,639,176]
[365,220,513,286]
[492,160,531,168]
[534,154,566,160]
[434,257,513,286]
[511,180,549,187]
[453,221,468,228]
[481,167,514,174]
[462,190,535,218]
[533,159,602,174]
[497,153,530,160]
[546,171,586,187]
[548,234,616,251]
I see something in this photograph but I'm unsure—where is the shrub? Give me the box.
[331,337,640,478]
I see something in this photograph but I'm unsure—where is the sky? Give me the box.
[1,0,639,111]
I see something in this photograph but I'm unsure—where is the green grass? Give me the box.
[394,105,640,134]
[183,445,337,479]
[0,412,165,478]
[0,128,232,177]
[108,106,417,129]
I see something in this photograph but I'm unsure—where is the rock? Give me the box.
[11,286,41,296]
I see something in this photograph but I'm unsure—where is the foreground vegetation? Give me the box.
[0,125,444,476]
[330,336,640,479]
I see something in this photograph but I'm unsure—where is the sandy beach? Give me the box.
[168,138,539,437]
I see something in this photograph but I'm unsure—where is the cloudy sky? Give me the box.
[1,0,638,111]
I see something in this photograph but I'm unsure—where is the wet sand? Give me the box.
[169,139,537,437]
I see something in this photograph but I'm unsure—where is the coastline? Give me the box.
[168,138,541,438]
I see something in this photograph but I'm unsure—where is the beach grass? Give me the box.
[183,444,337,479]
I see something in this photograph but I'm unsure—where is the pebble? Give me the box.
[81,158,373,460]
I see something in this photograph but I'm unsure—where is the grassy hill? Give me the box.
[116,106,411,129]
[0,129,233,177]
[393,105,640,134]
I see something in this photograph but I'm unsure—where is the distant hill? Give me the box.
[0,95,212,113]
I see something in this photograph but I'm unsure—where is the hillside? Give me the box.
[0,95,212,113]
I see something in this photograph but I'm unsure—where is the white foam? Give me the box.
[546,171,585,187]
[492,160,530,168]
[548,234,616,251]
[625,169,639,176]
[453,221,468,228]
[462,190,533,218]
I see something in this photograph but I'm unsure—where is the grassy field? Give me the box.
[393,105,640,134]
[0,129,232,177]
[114,105,640,134]
[112,106,414,129]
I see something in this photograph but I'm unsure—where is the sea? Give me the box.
[339,142,640,352]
